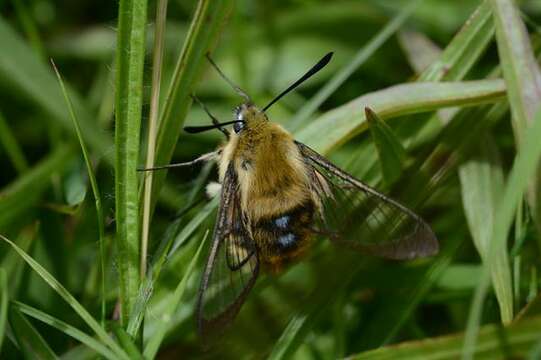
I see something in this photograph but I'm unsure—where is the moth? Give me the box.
[141,52,438,337]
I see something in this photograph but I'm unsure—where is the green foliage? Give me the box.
[0,0,541,358]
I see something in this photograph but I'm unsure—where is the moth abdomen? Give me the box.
[253,200,315,273]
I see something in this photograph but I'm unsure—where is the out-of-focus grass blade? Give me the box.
[398,30,441,74]
[1,223,37,294]
[289,0,424,129]
[296,79,506,153]
[51,60,107,325]
[0,144,72,231]
[114,0,148,323]
[0,268,7,353]
[490,0,541,229]
[12,301,118,360]
[0,110,28,174]
[268,250,368,360]
[459,134,513,323]
[421,0,493,82]
[9,305,57,360]
[111,324,144,360]
[366,107,406,186]
[358,233,464,349]
[353,315,541,360]
[143,231,208,359]
[463,109,541,359]
[0,18,113,160]
[150,0,234,211]
[0,234,129,360]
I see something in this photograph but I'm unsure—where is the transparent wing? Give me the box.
[297,142,438,260]
[196,164,259,337]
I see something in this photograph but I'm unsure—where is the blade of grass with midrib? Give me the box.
[12,301,118,360]
[0,234,130,360]
[150,0,234,214]
[114,0,148,324]
[463,109,541,359]
[459,134,513,324]
[9,305,57,360]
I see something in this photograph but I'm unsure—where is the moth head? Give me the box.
[233,103,268,134]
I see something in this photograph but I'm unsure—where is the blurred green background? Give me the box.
[1,0,541,359]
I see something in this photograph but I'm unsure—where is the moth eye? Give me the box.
[234,121,245,134]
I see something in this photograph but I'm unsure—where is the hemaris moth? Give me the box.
[140,52,438,338]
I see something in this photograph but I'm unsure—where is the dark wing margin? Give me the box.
[296,141,438,260]
[196,163,259,338]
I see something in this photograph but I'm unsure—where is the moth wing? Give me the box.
[196,163,259,337]
[296,142,438,260]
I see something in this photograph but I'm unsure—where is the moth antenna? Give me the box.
[263,52,333,111]
[205,53,251,103]
[190,94,229,137]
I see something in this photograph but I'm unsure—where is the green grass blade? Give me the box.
[114,0,148,323]
[0,268,7,353]
[0,234,130,360]
[141,0,168,282]
[0,17,113,161]
[51,61,107,326]
[420,0,493,82]
[463,109,541,359]
[12,301,118,360]
[491,0,541,137]
[296,79,506,153]
[0,109,28,174]
[289,0,424,129]
[490,0,541,231]
[0,224,37,295]
[0,145,72,231]
[353,315,541,360]
[459,134,513,323]
[366,107,406,186]
[398,30,441,74]
[111,324,144,360]
[143,231,208,359]
[150,0,234,212]
[9,305,58,360]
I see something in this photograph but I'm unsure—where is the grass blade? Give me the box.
[0,223,37,295]
[9,305,57,359]
[143,230,208,359]
[114,0,149,323]
[459,134,513,323]
[12,301,118,360]
[0,268,7,353]
[289,0,424,129]
[366,107,406,186]
[141,0,168,282]
[296,79,506,153]
[150,0,234,212]
[353,315,541,359]
[420,0,493,82]
[0,234,129,360]
[111,324,144,360]
[0,145,72,231]
[51,61,107,326]
[0,17,113,161]
[0,109,28,174]
[463,109,541,358]
[490,0,541,232]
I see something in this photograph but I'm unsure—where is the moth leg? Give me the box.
[137,151,219,172]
